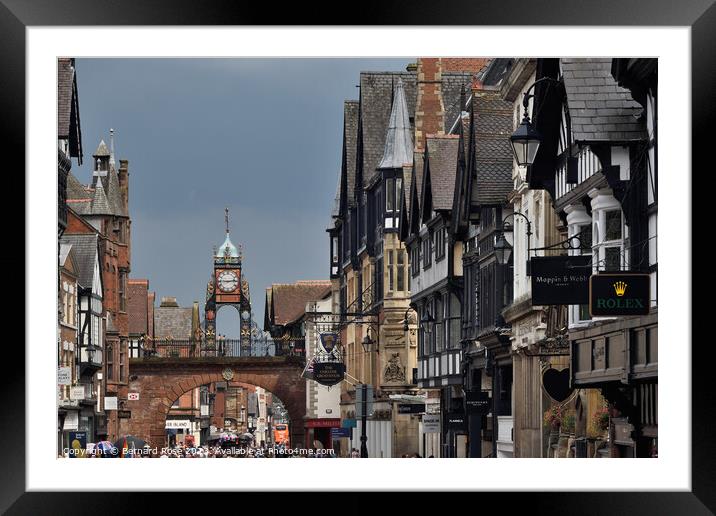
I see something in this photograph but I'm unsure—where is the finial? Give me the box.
[109,128,115,166]
[225,207,229,234]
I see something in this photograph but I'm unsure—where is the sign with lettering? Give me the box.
[118,410,131,419]
[446,412,466,431]
[398,403,426,414]
[342,418,357,428]
[331,427,352,438]
[422,414,440,433]
[104,396,118,410]
[589,274,650,316]
[128,392,140,401]
[70,386,85,400]
[312,362,346,386]
[68,432,87,457]
[465,391,491,414]
[58,367,72,386]
[165,419,191,429]
[531,256,591,305]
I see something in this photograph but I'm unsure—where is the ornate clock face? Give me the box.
[217,270,239,292]
[222,368,234,381]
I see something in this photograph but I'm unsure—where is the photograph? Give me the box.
[56,56,658,461]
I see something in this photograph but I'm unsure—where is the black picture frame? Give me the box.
[1,0,709,512]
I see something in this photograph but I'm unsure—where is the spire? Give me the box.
[109,128,116,167]
[378,78,413,169]
[215,208,240,259]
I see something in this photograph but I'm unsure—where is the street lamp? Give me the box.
[494,212,533,276]
[420,309,435,334]
[361,327,378,353]
[509,76,562,167]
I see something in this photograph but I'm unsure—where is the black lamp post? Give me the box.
[509,76,561,168]
[495,212,533,275]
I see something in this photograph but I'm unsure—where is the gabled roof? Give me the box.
[469,91,514,206]
[128,280,149,335]
[154,305,193,339]
[342,100,359,211]
[60,233,99,289]
[267,280,331,327]
[561,58,645,142]
[359,71,417,188]
[57,58,83,162]
[424,135,460,212]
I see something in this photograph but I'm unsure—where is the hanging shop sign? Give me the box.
[541,367,573,403]
[422,414,440,433]
[531,256,591,305]
[465,391,491,414]
[312,362,346,387]
[398,403,426,414]
[446,413,466,431]
[319,332,339,353]
[118,410,132,419]
[590,273,650,316]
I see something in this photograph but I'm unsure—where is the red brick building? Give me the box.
[65,132,132,441]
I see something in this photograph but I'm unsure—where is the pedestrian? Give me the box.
[428,455,434,458]
[350,448,360,458]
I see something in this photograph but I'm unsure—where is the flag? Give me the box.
[301,357,316,380]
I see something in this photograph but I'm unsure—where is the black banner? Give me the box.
[312,362,346,386]
[398,403,426,414]
[446,412,466,430]
[531,256,591,305]
[589,273,650,316]
[465,391,491,414]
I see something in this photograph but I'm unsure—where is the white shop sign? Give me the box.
[104,396,118,410]
[165,419,191,429]
[422,414,440,434]
[70,386,85,400]
[58,367,72,386]
[200,405,209,417]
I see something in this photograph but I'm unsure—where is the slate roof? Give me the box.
[470,91,514,206]
[378,78,413,169]
[106,164,126,216]
[425,136,460,211]
[154,306,193,339]
[60,233,99,289]
[94,139,110,157]
[128,280,149,335]
[89,179,112,215]
[360,72,417,188]
[344,100,359,208]
[269,280,331,327]
[561,58,645,142]
[442,72,476,132]
[57,58,75,139]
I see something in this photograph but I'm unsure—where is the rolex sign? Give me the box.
[589,274,650,316]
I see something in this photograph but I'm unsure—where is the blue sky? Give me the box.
[74,58,412,337]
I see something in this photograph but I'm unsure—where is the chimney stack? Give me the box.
[414,58,445,154]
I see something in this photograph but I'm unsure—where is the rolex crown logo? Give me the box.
[613,281,627,297]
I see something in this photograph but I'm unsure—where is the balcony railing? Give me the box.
[136,337,280,359]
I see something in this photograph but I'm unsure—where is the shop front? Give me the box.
[304,418,341,451]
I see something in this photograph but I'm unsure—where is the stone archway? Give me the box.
[126,357,306,449]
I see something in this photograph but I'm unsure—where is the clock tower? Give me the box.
[204,208,252,356]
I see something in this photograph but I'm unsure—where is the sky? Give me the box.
[73,58,413,337]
